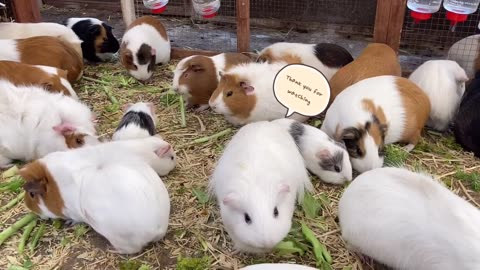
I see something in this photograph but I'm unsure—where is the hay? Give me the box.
[0,62,479,270]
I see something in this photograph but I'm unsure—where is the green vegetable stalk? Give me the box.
[301,222,333,266]
[0,213,37,246]
[0,191,25,212]
[29,222,46,253]
[18,218,38,253]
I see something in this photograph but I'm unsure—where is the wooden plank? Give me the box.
[386,0,407,52]
[373,0,390,44]
[120,0,135,27]
[236,0,250,52]
[12,0,41,22]
[171,47,219,59]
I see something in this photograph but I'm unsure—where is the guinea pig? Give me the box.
[172,53,252,112]
[0,22,84,58]
[0,36,83,83]
[408,60,468,131]
[338,167,480,270]
[257,42,354,81]
[454,50,480,157]
[328,43,401,105]
[0,60,77,98]
[112,102,157,141]
[120,16,170,81]
[209,62,309,126]
[272,118,352,184]
[19,147,170,254]
[65,17,120,63]
[209,121,312,253]
[0,79,98,168]
[447,34,480,79]
[321,75,430,173]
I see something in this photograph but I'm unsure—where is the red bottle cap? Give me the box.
[410,10,432,23]
[202,12,217,19]
[152,5,167,14]
[446,11,468,25]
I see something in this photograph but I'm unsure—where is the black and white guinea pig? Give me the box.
[65,17,120,63]
[112,102,157,141]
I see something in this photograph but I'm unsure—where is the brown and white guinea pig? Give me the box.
[0,61,77,99]
[172,53,252,112]
[321,75,430,173]
[0,22,84,58]
[65,18,120,63]
[19,140,170,254]
[0,36,83,83]
[120,16,170,81]
[328,43,401,105]
[257,42,354,81]
[209,62,309,126]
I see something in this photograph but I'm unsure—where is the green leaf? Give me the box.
[274,240,305,256]
[22,259,33,270]
[2,166,19,179]
[74,224,90,238]
[455,170,480,191]
[119,260,141,270]
[302,192,322,219]
[192,187,209,205]
[138,265,151,270]
[312,119,322,127]
[176,256,211,270]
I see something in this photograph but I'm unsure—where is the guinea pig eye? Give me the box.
[334,165,341,173]
[29,192,35,198]
[244,213,252,224]
[170,156,174,161]
[378,147,385,157]
[226,91,233,97]
[76,138,84,145]
[184,73,189,78]
[134,64,138,69]
[356,148,362,157]
[273,207,279,218]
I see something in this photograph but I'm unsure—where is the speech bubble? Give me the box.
[273,64,331,118]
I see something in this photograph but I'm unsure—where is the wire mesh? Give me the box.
[400,5,480,75]
[0,0,14,22]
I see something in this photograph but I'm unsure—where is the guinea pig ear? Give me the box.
[151,48,156,56]
[155,144,172,158]
[341,127,361,141]
[121,103,133,112]
[222,192,241,210]
[88,24,101,35]
[315,149,332,161]
[455,68,469,82]
[240,81,255,95]
[146,102,156,115]
[190,63,204,72]
[23,180,47,198]
[53,122,76,136]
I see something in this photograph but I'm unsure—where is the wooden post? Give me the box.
[120,0,136,27]
[236,0,250,53]
[373,0,390,44]
[12,0,41,22]
[386,0,407,52]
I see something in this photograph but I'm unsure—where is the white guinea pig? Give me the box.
[272,118,352,184]
[240,264,318,270]
[20,147,170,254]
[120,16,170,81]
[112,102,157,141]
[210,121,312,253]
[321,75,430,173]
[338,167,480,270]
[209,62,309,126]
[408,60,468,131]
[0,80,98,168]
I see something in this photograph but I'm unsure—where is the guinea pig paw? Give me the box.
[403,144,415,152]
[64,219,81,226]
[194,104,210,113]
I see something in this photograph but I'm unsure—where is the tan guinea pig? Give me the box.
[0,61,77,99]
[0,36,83,83]
[328,43,401,105]
[172,53,252,112]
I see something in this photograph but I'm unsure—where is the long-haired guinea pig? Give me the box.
[209,62,309,126]
[257,42,353,81]
[328,43,401,105]
[241,264,318,270]
[321,75,430,173]
[339,167,480,270]
[0,22,83,58]
[172,53,252,112]
[409,60,468,131]
[65,18,120,63]
[0,61,77,98]
[0,36,83,83]
[20,147,170,254]
[112,102,157,141]
[120,16,170,81]
[0,80,98,168]
[454,50,480,157]
[209,121,312,253]
[448,34,480,79]
[272,118,352,184]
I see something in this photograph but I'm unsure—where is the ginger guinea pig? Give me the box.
[65,17,120,63]
[321,75,430,173]
[339,167,480,270]
[0,36,83,83]
[0,80,98,168]
[120,16,170,81]
[172,53,251,112]
[20,145,170,254]
[209,62,309,126]
[0,22,83,58]
[257,42,353,80]
[0,61,77,98]
[210,121,312,253]
[328,43,401,104]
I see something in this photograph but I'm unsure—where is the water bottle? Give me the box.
[407,0,443,23]
[443,0,480,29]
[143,0,169,14]
[192,0,221,19]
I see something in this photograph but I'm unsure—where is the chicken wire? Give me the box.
[400,5,480,75]
[0,0,14,22]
